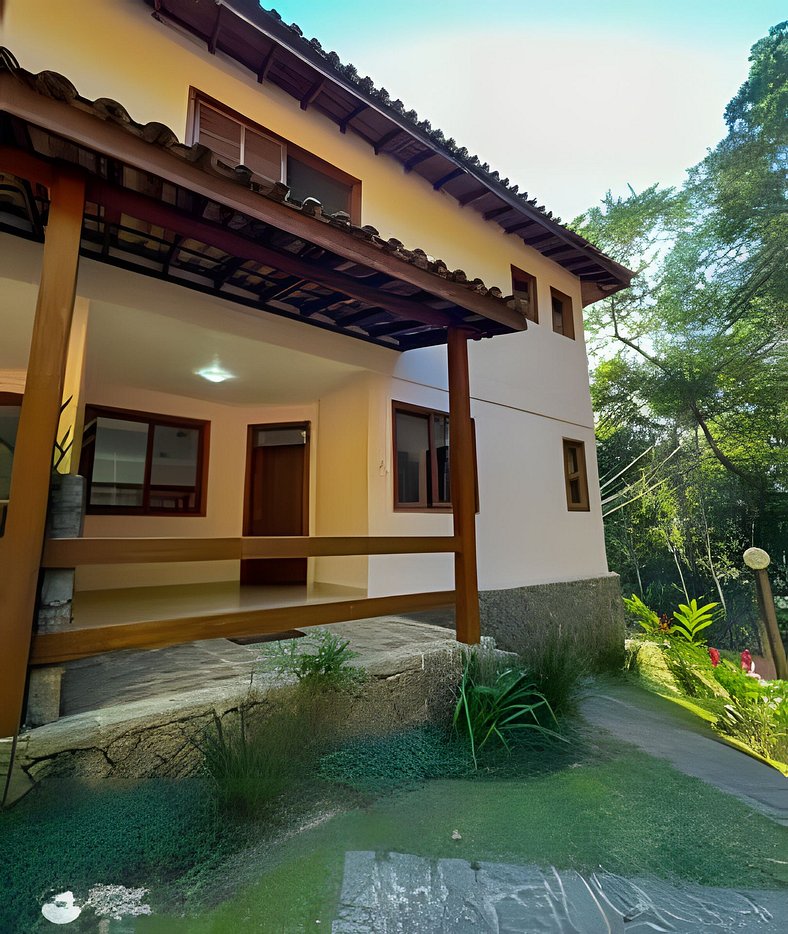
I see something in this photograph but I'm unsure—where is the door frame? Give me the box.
[242,420,311,538]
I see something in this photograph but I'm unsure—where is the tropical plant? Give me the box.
[662,640,717,699]
[670,599,719,644]
[453,647,565,770]
[260,629,366,689]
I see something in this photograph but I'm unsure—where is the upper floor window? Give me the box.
[563,439,589,511]
[551,287,575,339]
[511,265,538,323]
[191,95,360,220]
[80,405,209,516]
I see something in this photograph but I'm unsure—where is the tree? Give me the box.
[574,23,788,644]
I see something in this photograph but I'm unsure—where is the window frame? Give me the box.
[80,404,210,517]
[187,90,362,223]
[550,287,575,339]
[511,264,538,323]
[0,391,23,537]
[392,401,478,513]
[562,438,590,512]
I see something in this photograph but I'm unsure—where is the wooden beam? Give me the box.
[0,168,85,737]
[339,102,369,133]
[458,187,490,208]
[91,182,456,329]
[447,327,481,645]
[483,205,511,221]
[300,77,326,110]
[2,82,528,331]
[29,590,456,664]
[0,145,55,187]
[403,150,434,173]
[503,222,533,235]
[433,168,465,191]
[41,535,461,567]
[257,46,278,83]
[373,129,402,155]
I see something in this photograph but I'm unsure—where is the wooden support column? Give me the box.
[448,327,480,644]
[0,169,85,738]
[59,296,90,475]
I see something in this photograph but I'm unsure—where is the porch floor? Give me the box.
[59,580,456,717]
[70,580,366,629]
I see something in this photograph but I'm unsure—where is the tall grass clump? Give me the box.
[193,703,311,817]
[453,644,565,769]
[520,627,593,718]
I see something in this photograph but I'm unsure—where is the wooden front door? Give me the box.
[241,423,309,585]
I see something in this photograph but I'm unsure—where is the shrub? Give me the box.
[259,629,366,690]
[453,645,565,770]
[623,594,661,634]
[662,641,718,699]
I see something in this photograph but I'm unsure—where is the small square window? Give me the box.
[551,287,575,339]
[563,439,589,511]
[511,265,538,323]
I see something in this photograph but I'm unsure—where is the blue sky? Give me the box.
[268,1,785,218]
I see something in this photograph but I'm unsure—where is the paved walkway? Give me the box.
[581,680,788,825]
[61,616,454,716]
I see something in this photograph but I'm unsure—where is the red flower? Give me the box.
[708,647,720,667]
[741,649,753,672]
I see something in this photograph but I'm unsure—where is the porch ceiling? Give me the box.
[0,50,529,352]
[0,266,365,405]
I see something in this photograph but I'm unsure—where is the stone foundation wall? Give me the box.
[15,641,462,789]
[479,573,625,669]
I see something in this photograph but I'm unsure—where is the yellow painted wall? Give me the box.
[5,0,584,308]
[313,373,370,591]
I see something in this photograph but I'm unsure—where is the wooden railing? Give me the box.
[31,535,459,666]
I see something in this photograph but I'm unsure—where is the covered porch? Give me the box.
[0,52,525,739]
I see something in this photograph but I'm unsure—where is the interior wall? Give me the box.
[313,373,370,591]
[76,382,318,590]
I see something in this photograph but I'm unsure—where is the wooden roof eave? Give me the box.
[0,72,525,335]
[147,0,634,303]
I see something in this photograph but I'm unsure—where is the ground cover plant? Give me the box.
[258,628,366,689]
[132,742,788,932]
[194,632,368,819]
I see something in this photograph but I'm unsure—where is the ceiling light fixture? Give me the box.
[196,364,235,383]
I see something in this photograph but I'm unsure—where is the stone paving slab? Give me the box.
[581,681,788,824]
[333,852,787,933]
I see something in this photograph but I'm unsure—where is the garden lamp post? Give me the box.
[743,548,787,680]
